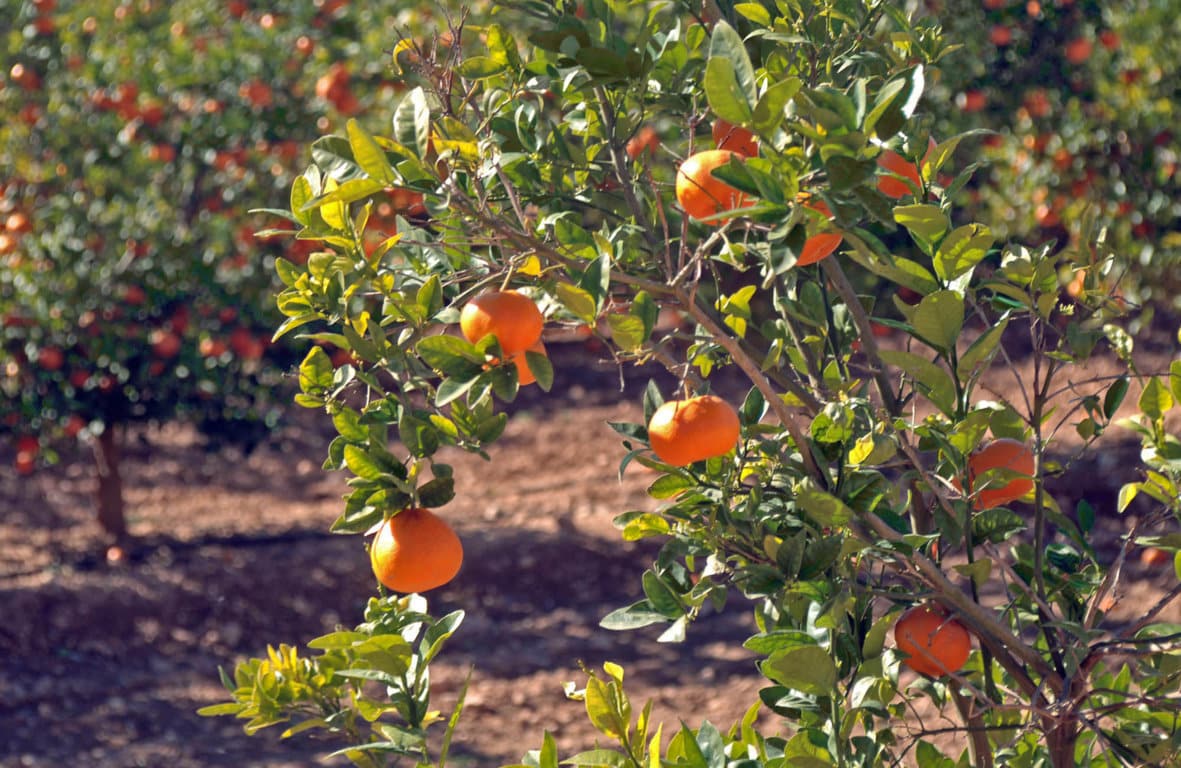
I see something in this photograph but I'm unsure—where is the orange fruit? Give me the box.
[711,119,758,157]
[460,290,544,355]
[370,507,464,593]
[796,232,843,267]
[960,438,1036,510]
[676,149,749,225]
[894,604,971,678]
[877,149,923,199]
[647,394,741,466]
[1141,547,1170,567]
[626,125,660,159]
[510,340,546,386]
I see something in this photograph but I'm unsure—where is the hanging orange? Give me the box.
[460,290,544,355]
[647,394,741,466]
[370,507,464,593]
[676,150,749,225]
[510,340,547,386]
[961,438,1036,510]
[711,119,758,157]
[894,604,971,678]
[796,232,843,267]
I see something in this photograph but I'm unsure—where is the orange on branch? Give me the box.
[676,150,749,225]
[460,290,544,355]
[877,149,924,199]
[711,119,758,157]
[647,394,741,466]
[796,232,843,267]
[894,604,971,678]
[958,438,1036,510]
[509,340,547,386]
[370,507,464,593]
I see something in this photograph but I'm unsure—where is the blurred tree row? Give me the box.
[930,0,1181,324]
[0,0,441,540]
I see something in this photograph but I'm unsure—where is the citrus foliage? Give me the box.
[208,0,1181,765]
[200,594,466,766]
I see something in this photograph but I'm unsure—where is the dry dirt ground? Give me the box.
[1,339,1179,767]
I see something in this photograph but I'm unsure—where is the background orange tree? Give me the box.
[202,0,1181,765]
[0,0,436,541]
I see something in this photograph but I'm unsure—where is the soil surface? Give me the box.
[2,339,1179,767]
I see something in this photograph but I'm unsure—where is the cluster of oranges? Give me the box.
[368,287,752,594]
[370,289,547,594]
[671,118,932,267]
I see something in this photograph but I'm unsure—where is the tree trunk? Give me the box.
[93,424,127,542]
[1046,719,1078,768]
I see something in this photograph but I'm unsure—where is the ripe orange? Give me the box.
[676,149,749,225]
[460,290,544,355]
[711,119,758,157]
[894,604,971,678]
[370,507,464,593]
[961,438,1036,510]
[1141,547,1170,567]
[626,125,660,159]
[877,149,923,199]
[796,232,843,267]
[647,394,741,466]
[510,340,546,386]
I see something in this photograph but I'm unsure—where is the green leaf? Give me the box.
[631,291,659,342]
[299,347,334,395]
[600,601,670,631]
[642,571,684,618]
[796,486,854,527]
[347,119,395,184]
[525,350,553,392]
[1104,375,1130,419]
[290,176,313,226]
[393,87,431,159]
[761,645,837,696]
[752,77,801,134]
[704,58,753,125]
[608,314,646,352]
[435,376,480,408]
[417,335,485,379]
[705,22,757,121]
[647,473,694,499]
[733,2,772,26]
[878,349,957,415]
[332,408,368,443]
[911,290,964,353]
[934,224,994,282]
[344,444,393,482]
[958,318,1009,382]
[893,204,949,242]
[953,557,993,588]
[564,749,629,768]
[417,477,455,508]
[556,282,598,324]
[1139,376,1174,421]
[1117,483,1139,513]
[416,275,444,319]
[455,55,507,79]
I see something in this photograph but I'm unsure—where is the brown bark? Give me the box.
[1045,719,1078,768]
[93,424,127,542]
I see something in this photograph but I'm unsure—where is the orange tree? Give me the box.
[0,0,435,541]
[930,0,1181,321]
[204,0,1181,765]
